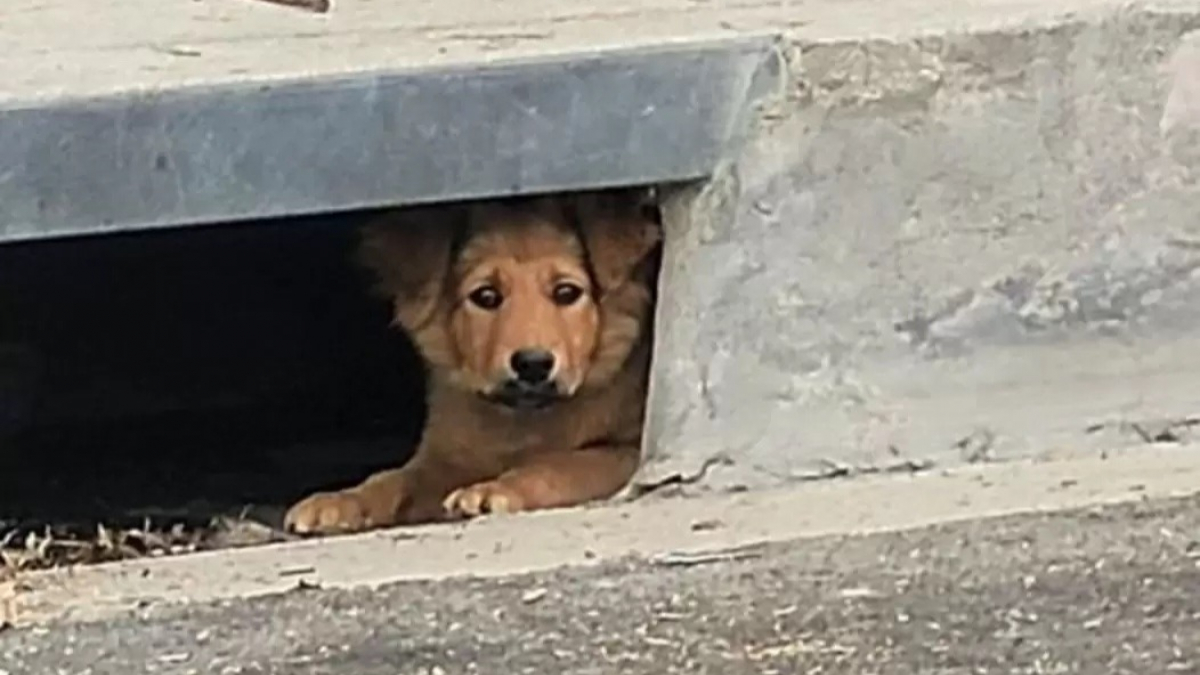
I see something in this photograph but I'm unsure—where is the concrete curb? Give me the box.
[11,444,1200,627]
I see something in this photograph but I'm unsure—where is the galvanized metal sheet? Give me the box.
[0,39,776,242]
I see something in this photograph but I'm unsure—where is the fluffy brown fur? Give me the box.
[284,189,661,534]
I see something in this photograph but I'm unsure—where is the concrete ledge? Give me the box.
[0,39,774,242]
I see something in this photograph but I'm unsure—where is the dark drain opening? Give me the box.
[0,211,426,557]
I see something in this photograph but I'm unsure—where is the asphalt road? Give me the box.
[3,493,1200,675]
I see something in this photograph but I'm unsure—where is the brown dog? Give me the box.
[284,189,661,534]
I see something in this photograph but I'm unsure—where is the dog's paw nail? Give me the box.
[444,482,524,518]
[487,493,514,514]
[284,492,371,535]
[443,488,481,517]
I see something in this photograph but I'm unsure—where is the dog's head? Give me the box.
[359,189,661,411]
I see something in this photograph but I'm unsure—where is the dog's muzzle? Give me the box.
[485,379,564,411]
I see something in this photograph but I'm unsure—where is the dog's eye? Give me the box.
[468,286,503,310]
[551,282,585,306]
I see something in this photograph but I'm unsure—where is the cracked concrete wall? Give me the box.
[639,8,1200,491]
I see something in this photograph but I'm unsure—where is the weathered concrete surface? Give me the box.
[13,0,1193,102]
[8,444,1199,628]
[3,491,1199,674]
[642,3,1200,490]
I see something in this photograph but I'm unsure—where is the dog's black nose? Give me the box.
[510,349,555,384]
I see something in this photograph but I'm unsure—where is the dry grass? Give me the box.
[0,511,288,629]
[0,512,289,573]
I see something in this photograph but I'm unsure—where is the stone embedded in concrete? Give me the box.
[640,8,1200,491]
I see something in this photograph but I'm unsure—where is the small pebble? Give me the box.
[521,588,548,604]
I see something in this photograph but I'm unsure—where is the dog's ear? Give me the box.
[573,188,662,295]
[357,205,463,330]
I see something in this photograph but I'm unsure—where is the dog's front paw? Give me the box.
[443,481,528,518]
[285,490,376,535]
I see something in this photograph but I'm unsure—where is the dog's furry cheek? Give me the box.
[392,297,434,333]
[403,314,462,375]
[583,314,641,386]
[580,282,653,387]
